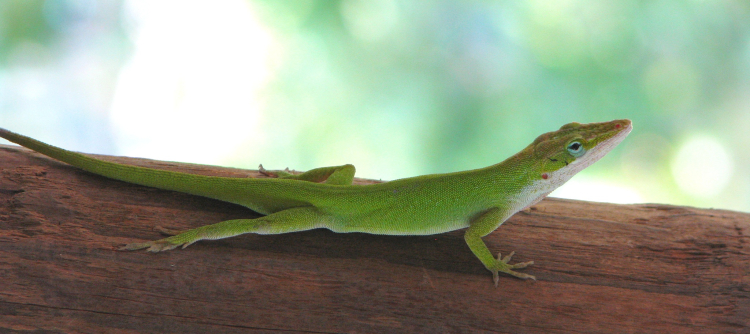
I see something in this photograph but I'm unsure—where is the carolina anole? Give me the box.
[0,119,631,285]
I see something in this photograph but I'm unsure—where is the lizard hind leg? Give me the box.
[121,207,332,252]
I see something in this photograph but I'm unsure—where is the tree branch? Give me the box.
[1,144,747,333]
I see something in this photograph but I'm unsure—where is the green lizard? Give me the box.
[0,119,631,285]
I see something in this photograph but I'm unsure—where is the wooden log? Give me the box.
[0,143,747,333]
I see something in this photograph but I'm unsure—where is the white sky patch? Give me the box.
[671,135,734,198]
[551,177,643,204]
[110,0,275,163]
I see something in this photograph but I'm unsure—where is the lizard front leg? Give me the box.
[464,207,535,286]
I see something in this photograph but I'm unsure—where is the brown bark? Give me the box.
[1,144,748,333]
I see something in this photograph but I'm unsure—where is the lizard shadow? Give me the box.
[210,223,483,278]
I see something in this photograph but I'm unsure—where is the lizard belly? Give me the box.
[326,208,471,236]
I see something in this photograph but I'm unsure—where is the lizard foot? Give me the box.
[258,164,274,177]
[120,231,198,252]
[258,164,292,178]
[492,251,535,287]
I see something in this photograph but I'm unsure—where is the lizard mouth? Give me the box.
[575,120,632,171]
[545,120,633,184]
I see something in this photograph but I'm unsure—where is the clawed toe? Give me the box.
[498,251,516,264]
[511,260,534,269]
[120,239,184,252]
[491,251,536,284]
[119,242,150,251]
[147,242,181,252]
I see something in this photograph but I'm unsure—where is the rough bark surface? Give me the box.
[0,144,748,333]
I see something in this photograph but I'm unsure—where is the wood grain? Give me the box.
[1,144,748,333]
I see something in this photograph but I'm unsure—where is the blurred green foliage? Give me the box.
[0,0,748,211]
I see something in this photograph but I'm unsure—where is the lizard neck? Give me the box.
[468,146,543,210]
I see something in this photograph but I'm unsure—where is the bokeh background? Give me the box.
[1,0,748,212]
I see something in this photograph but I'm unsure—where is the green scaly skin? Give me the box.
[0,120,632,285]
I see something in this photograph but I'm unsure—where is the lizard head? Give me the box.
[530,119,632,189]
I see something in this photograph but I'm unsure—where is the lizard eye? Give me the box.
[567,141,585,157]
